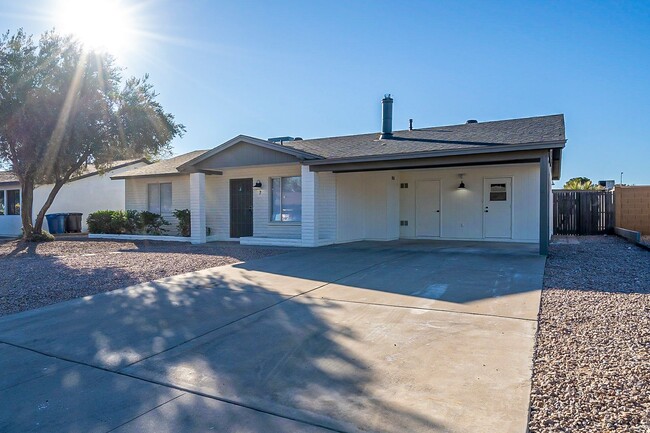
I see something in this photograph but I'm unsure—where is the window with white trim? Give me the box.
[0,189,20,216]
[148,183,172,215]
[270,176,301,222]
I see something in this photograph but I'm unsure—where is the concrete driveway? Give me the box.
[0,240,544,433]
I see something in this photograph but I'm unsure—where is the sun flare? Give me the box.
[55,0,135,56]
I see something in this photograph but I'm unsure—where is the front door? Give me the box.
[230,178,253,238]
[415,180,441,237]
[483,177,512,238]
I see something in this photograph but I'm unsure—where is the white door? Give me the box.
[415,180,441,237]
[483,177,512,238]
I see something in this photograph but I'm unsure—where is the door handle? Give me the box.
[436,210,440,213]
[485,210,489,213]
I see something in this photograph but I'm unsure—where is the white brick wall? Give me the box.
[190,172,206,244]
[301,165,318,246]
[317,171,337,241]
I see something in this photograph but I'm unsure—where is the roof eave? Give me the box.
[304,140,567,166]
[111,172,184,180]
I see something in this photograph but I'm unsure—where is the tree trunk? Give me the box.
[20,177,35,238]
[31,149,92,236]
[33,180,67,233]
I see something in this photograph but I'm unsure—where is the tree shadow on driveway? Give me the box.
[0,258,445,432]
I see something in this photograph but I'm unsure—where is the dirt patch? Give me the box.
[0,235,288,317]
[529,236,650,432]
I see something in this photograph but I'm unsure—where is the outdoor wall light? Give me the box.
[253,180,263,194]
[457,174,466,189]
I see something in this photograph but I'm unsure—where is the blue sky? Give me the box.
[2,0,649,185]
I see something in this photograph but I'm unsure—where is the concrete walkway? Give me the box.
[0,240,545,433]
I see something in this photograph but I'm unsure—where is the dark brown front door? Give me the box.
[230,178,253,238]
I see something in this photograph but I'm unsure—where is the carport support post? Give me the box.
[539,152,550,255]
[190,172,207,244]
[301,165,319,247]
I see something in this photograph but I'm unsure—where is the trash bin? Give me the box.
[45,213,66,234]
[65,213,83,233]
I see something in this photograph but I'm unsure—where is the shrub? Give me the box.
[87,210,122,234]
[124,210,143,234]
[87,210,168,235]
[108,211,128,234]
[173,209,191,237]
[140,211,169,235]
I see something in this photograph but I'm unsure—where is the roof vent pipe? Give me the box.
[409,119,413,130]
[380,94,393,139]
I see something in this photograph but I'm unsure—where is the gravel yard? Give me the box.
[529,236,650,433]
[642,235,650,249]
[0,235,288,317]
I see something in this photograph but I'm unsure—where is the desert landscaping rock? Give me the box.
[0,235,287,316]
[529,236,650,433]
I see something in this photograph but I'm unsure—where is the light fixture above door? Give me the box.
[458,174,466,189]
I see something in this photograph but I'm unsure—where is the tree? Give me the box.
[0,29,184,240]
[563,177,602,190]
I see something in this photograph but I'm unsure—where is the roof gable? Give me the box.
[178,135,322,172]
[191,141,302,171]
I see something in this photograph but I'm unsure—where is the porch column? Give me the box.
[301,165,319,247]
[190,172,207,244]
[539,152,551,255]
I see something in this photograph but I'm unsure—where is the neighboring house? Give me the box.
[0,159,149,237]
[114,97,565,254]
[0,172,22,237]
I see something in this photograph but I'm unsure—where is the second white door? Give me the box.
[415,180,441,237]
[483,177,512,238]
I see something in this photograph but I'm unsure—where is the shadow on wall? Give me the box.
[0,261,443,432]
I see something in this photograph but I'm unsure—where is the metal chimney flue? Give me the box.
[380,94,393,139]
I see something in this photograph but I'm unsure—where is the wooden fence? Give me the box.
[553,190,615,235]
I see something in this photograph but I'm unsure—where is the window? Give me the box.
[489,183,507,201]
[0,191,4,215]
[271,176,301,222]
[148,183,172,214]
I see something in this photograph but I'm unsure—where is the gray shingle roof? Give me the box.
[0,171,19,185]
[0,159,146,185]
[280,114,565,159]
[112,150,208,179]
[112,114,565,178]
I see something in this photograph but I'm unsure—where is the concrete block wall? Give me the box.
[614,186,650,234]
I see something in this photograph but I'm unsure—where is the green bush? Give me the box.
[140,211,169,235]
[87,210,168,235]
[173,209,191,237]
[87,210,123,234]
[108,211,128,234]
[124,210,144,234]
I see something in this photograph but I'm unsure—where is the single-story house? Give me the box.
[114,96,565,254]
[0,159,149,237]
